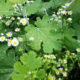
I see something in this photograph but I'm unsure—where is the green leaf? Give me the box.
[25,16,62,53]
[12,51,43,80]
[24,0,42,16]
[63,28,78,50]
[0,47,16,80]
[24,0,68,16]
[0,0,13,16]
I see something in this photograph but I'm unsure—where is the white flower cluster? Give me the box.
[49,67,67,80]
[50,2,72,23]
[0,33,23,47]
[4,17,29,26]
[44,54,56,59]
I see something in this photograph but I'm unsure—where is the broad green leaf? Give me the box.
[25,16,62,53]
[12,51,43,80]
[0,1,13,16]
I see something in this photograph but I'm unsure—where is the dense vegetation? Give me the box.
[0,0,80,80]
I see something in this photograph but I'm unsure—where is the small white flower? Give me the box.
[5,20,11,26]
[59,68,63,72]
[61,10,67,15]
[8,39,12,46]
[12,38,19,47]
[65,3,71,7]
[67,18,72,21]
[20,18,27,25]
[44,55,48,58]
[63,72,67,77]
[17,17,20,20]
[0,16,2,20]
[44,55,51,59]
[76,48,80,52]
[15,28,20,32]
[68,11,72,15]
[6,32,12,37]
[58,78,62,80]
[56,71,59,75]
[0,36,5,42]
[1,33,4,36]
[50,55,56,59]
[63,59,67,64]
[29,37,34,41]
[50,76,55,80]
[18,37,23,42]
[57,11,61,15]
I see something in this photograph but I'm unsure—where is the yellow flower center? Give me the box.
[9,40,12,43]
[59,69,63,72]
[6,22,9,25]
[1,37,4,40]
[63,73,67,76]
[56,72,59,75]
[50,77,55,80]
[68,11,72,14]
[65,3,70,6]
[14,41,17,45]
[8,33,11,36]
[21,19,25,23]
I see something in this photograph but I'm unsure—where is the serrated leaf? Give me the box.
[12,51,43,80]
[25,16,62,53]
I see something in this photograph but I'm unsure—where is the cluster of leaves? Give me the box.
[0,0,80,80]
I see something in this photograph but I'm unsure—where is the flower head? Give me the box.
[59,68,63,72]
[20,18,27,25]
[0,16,3,20]
[56,71,59,75]
[6,32,12,37]
[15,28,20,32]
[18,37,23,42]
[61,10,67,15]
[67,18,72,22]
[12,38,19,47]
[0,36,5,42]
[5,20,11,26]
[63,59,67,64]
[65,3,71,7]
[50,76,55,80]
[68,11,72,15]
[63,72,67,77]
[8,39,12,46]
[29,37,34,41]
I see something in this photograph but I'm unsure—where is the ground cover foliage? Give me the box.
[0,0,80,80]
